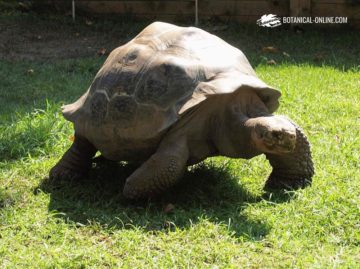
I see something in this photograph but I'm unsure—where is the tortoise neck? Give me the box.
[210,107,263,159]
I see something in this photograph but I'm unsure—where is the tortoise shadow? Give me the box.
[37,159,295,240]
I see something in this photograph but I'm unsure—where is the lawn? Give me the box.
[0,12,359,268]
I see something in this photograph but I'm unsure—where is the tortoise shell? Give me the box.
[61,22,280,160]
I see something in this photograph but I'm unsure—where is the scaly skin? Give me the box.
[123,138,188,199]
[265,123,314,190]
[122,155,187,199]
[49,135,97,181]
[242,114,313,190]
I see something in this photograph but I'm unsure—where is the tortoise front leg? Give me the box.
[265,124,314,190]
[123,138,189,199]
[49,135,97,181]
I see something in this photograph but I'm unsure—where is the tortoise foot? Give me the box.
[48,135,97,183]
[49,163,87,182]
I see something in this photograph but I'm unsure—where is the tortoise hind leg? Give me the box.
[123,138,189,199]
[49,135,97,181]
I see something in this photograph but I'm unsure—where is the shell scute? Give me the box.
[90,92,108,123]
[135,61,196,109]
[108,95,137,126]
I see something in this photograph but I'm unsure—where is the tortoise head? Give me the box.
[248,115,297,155]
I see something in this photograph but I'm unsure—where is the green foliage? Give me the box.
[0,14,359,269]
[0,102,69,160]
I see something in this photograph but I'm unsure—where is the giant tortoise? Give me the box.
[50,22,314,199]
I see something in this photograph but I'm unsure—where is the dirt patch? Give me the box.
[0,13,143,61]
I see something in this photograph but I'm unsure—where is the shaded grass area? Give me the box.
[1,12,360,268]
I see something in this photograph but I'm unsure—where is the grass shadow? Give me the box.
[36,159,285,240]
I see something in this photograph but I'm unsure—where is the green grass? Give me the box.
[1,13,360,268]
